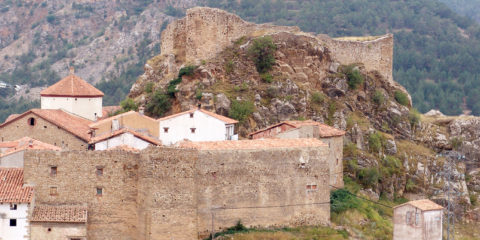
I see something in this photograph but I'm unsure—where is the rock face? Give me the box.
[129,7,479,219]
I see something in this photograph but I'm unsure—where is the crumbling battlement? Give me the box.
[160,7,394,83]
[24,139,330,240]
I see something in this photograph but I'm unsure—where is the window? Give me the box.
[164,127,169,133]
[96,187,103,196]
[336,158,339,165]
[44,126,47,129]
[306,184,317,191]
[50,187,57,196]
[189,113,194,118]
[28,117,36,126]
[50,166,57,176]
[96,167,103,176]
[9,219,16,227]
[191,128,196,133]
[10,204,17,210]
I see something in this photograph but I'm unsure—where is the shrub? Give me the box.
[225,60,234,74]
[471,194,478,206]
[195,89,203,100]
[120,98,138,111]
[248,36,277,73]
[311,92,325,104]
[178,65,197,77]
[358,167,379,188]
[330,189,361,214]
[373,90,385,105]
[144,82,154,93]
[146,91,171,117]
[229,100,255,123]
[382,156,402,176]
[342,65,364,89]
[266,86,277,98]
[405,179,416,192]
[368,132,383,153]
[46,14,56,24]
[260,73,273,83]
[408,108,421,128]
[394,90,409,106]
[450,137,463,150]
[167,78,181,97]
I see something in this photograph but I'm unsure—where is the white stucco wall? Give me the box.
[0,151,24,168]
[94,132,151,150]
[0,203,29,240]
[158,110,231,145]
[41,96,103,121]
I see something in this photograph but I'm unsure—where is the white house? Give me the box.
[0,137,61,168]
[158,108,238,145]
[0,168,33,240]
[89,128,162,151]
[393,199,444,240]
[40,67,104,121]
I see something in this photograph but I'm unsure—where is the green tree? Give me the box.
[248,36,277,73]
[146,91,171,117]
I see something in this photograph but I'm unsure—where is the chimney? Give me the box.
[139,106,145,115]
[197,103,201,109]
[69,66,75,75]
[28,140,33,148]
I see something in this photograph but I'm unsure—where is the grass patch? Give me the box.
[394,90,409,106]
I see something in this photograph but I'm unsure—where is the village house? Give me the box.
[0,168,33,240]
[89,109,159,139]
[89,128,162,150]
[393,199,444,240]
[158,108,238,145]
[40,67,104,121]
[29,205,88,240]
[0,137,60,168]
[249,120,346,188]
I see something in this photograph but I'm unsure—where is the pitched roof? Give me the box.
[178,138,326,150]
[89,128,162,146]
[31,205,88,223]
[0,109,93,142]
[0,168,33,203]
[249,120,346,138]
[394,199,444,211]
[4,114,20,123]
[40,73,103,97]
[158,109,238,124]
[0,137,61,157]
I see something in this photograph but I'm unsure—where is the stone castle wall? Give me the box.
[24,143,331,240]
[322,34,394,82]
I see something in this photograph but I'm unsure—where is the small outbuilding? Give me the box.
[393,199,444,240]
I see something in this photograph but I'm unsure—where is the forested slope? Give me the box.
[203,0,480,115]
[439,0,480,22]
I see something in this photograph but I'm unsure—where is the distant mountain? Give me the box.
[0,0,196,122]
[204,0,480,116]
[439,0,480,22]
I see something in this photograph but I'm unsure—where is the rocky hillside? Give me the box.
[129,7,480,230]
[0,0,197,106]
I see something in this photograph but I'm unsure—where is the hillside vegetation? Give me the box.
[203,0,480,116]
[439,0,480,22]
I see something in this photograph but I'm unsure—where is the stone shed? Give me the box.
[393,199,444,240]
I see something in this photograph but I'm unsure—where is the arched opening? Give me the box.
[28,117,36,126]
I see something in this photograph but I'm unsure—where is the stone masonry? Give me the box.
[24,138,330,239]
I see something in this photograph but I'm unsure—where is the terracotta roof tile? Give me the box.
[0,168,33,203]
[394,199,444,211]
[0,109,92,142]
[31,205,87,223]
[178,138,326,150]
[100,106,122,119]
[40,74,103,97]
[158,109,238,124]
[4,114,20,123]
[0,137,61,157]
[89,128,161,146]
[249,120,345,138]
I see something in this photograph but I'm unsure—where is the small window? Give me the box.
[50,166,57,176]
[191,128,196,133]
[10,204,17,210]
[50,187,57,196]
[28,117,36,126]
[9,219,16,227]
[75,98,77,101]
[190,113,194,118]
[44,125,47,129]
[336,158,339,165]
[96,167,103,176]
[96,187,103,196]
[306,184,317,190]
[164,127,169,133]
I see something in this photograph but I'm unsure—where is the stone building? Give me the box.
[23,138,330,239]
[89,110,159,139]
[249,120,345,188]
[0,137,60,168]
[40,67,104,121]
[0,168,33,240]
[30,205,87,240]
[0,109,92,150]
[393,199,444,240]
